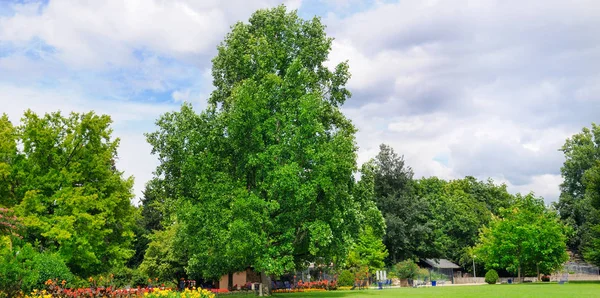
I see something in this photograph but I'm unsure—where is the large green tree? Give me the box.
[556,123,600,263]
[147,6,371,289]
[371,144,436,263]
[0,111,136,276]
[474,194,569,281]
[415,176,513,268]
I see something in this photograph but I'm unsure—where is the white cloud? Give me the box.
[325,0,600,201]
[1,0,598,204]
[0,0,302,69]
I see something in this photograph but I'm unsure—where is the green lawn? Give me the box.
[271,283,600,298]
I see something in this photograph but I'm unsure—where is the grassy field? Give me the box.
[270,283,600,298]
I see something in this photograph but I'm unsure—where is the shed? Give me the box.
[421,259,461,283]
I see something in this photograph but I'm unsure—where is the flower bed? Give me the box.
[25,279,215,298]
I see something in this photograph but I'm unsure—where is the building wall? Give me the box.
[232,272,247,288]
[219,269,257,289]
[219,275,229,290]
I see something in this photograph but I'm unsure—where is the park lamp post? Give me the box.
[473,255,476,279]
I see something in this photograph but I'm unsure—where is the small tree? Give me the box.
[474,194,569,281]
[337,270,354,287]
[394,259,420,280]
[347,227,388,275]
[484,269,499,284]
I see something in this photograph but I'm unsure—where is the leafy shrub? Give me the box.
[32,252,74,289]
[131,268,150,287]
[429,271,448,281]
[485,269,499,284]
[337,270,354,287]
[417,268,430,280]
[110,266,135,287]
[394,259,420,279]
[0,242,38,296]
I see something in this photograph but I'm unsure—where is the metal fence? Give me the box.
[563,262,600,275]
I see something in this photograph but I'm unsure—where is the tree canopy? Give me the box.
[371,144,436,263]
[556,123,600,264]
[146,5,373,282]
[0,111,136,276]
[475,194,569,280]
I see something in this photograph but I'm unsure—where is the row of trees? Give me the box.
[0,4,595,295]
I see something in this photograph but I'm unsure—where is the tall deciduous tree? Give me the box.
[1,111,135,276]
[147,6,369,289]
[416,176,513,269]
[475,194,569,281]
[556,124,600,253]
[0,114,18,207]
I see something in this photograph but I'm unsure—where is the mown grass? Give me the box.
[270,283,600,298]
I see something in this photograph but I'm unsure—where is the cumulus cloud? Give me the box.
[0,0,598,203]
[328,0,600,202]
[0,0,299,200]
[0,0,301,68]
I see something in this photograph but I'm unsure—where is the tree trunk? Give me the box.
[518,265,522,283]
[260,272,272,296]
[536,264,540,282]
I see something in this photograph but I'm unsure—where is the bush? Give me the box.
[337,270,354,287]
[394,260,420,279]
[110,267,135,288]
[32,252,74,289]
[131,268,150,287]
[0,242,38,296]
[485,269,499,284]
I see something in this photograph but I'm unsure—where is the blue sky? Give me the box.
[1,0,599,203]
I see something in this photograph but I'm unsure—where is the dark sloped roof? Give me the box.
[423,259,461,269]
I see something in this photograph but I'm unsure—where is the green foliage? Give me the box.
[583,223,600,265]
[372,144,437,263]
[474,194,569,279]
[417,176,514,265]
[393,259,419,280]
[0,111,136,277]
[365,143,516,267]
[337,270,354,287]
[485,269,499,284]
[0,242,38,296]
[428,271,448,281]
[31,251,74,289]
[139,224,186,282]
[130,268,150,287]
[556,123,600,256]
[347,227,388,274]
[0,114,18,207]
[147,5,362,279]
[0,240,73,295]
